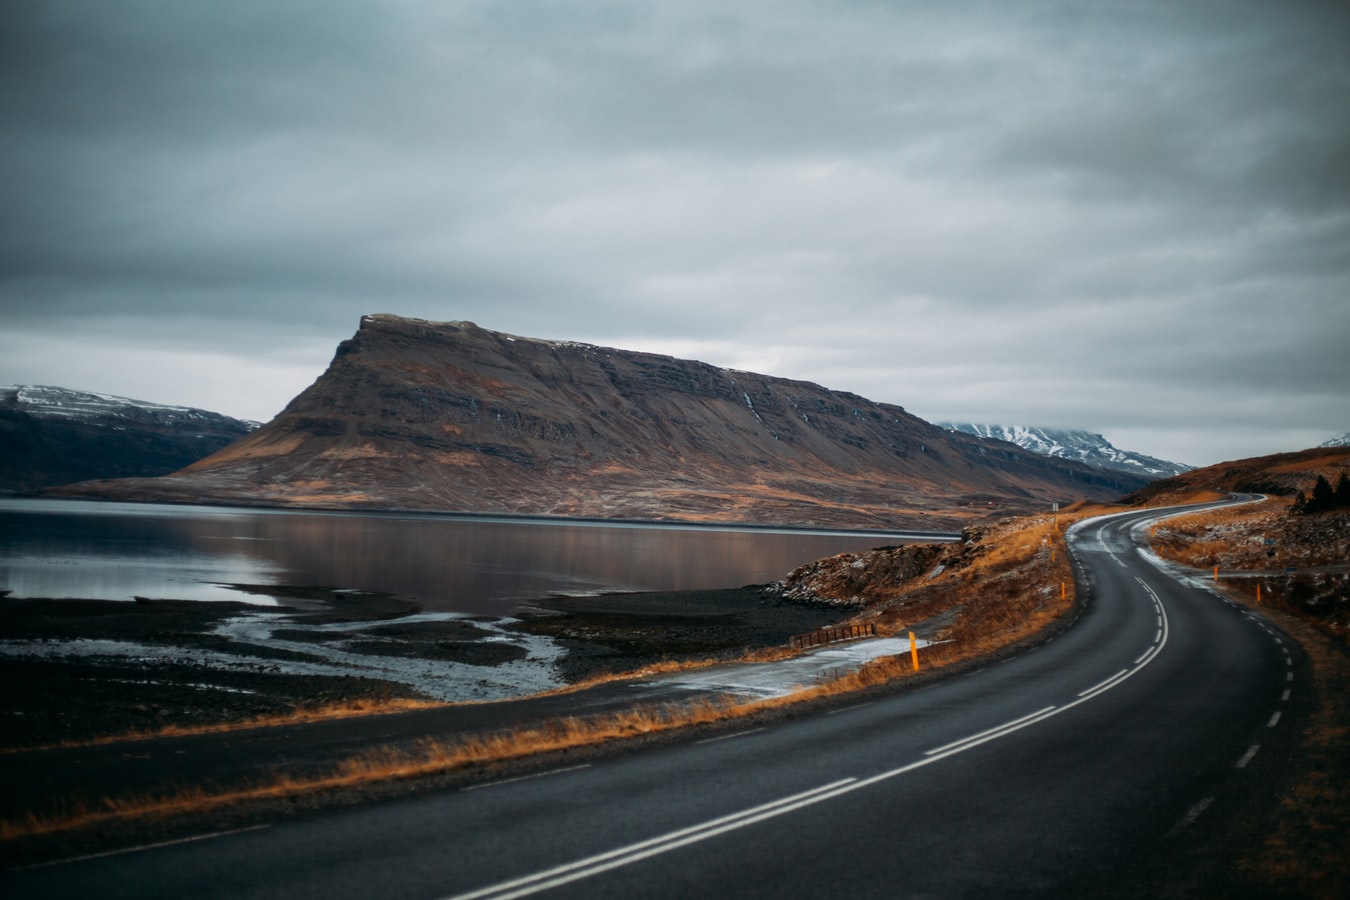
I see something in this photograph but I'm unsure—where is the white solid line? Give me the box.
[461,764,592,792]
[446,779,858,900]
[455,515,1181,899]
[1078,669,1129,698]
[924,707,1058,757]
[696,728,765,744]
[1236,745,1261,769]
[1267,711,1282,728]
[15,825,271,871]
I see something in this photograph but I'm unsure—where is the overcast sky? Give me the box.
[2,1,1347,467]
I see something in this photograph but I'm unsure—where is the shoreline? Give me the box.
[0,585,856,751]
[5,493,964,541]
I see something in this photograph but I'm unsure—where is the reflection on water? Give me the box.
[0,499,931,615]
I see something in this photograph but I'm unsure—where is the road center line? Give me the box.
[1078,669,1129,698]
[446,779,858,900]
[924,706,1058,757]
[454,510,1179,900]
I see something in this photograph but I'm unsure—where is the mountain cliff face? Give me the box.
[1,386,257,493]
[52,315,1149,529]
[941,423,1191,478]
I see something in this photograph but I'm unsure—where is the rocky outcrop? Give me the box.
[776,544,959,606]
[52,315,1150,529]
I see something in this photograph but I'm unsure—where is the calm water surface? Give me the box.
[0,499,939,616]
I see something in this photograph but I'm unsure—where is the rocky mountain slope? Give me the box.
[51,315,1151,529]
[942,423,1190,478]
[1,386,256,493]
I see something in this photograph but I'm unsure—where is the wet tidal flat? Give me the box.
[0,584,851,748]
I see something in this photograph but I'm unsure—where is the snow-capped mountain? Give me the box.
[4,385,260,429]
[1,385,257,493]
[940,424,1191,479]
[1320,433,1350,448]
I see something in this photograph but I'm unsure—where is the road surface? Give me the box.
[5,500,1304,897]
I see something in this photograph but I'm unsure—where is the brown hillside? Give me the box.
[1123,446,1350,505]
[52,315,1147,529]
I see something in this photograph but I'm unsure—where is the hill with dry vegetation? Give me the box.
[1127,446,1350,641]
[49,314,1146,530]
[773,510,1086,660]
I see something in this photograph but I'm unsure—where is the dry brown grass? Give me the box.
[11,655,764,755]
[5,696,451,755]
[2,511,1085,842]
[1205,586,1350,897]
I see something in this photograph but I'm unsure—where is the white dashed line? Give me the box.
[461,764,592,792]
[696,728,765,745]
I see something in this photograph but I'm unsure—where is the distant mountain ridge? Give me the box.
[1321,433,1350,448]
[940,423,1191,478]
[1,385,257,493]
[48,315,1151,530]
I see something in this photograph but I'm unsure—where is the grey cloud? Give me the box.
[1,1,1347,465]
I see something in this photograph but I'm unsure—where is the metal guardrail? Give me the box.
[788,622,876,650]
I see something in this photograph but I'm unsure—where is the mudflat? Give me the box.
[0,585,849,750]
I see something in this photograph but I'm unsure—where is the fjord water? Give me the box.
[0,499,919,615]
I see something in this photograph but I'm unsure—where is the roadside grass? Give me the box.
[2,654,775,756]
[0,697,450,755]
[1144,505,1350,896]
[1174,572,1350,898]
[1,510,1088,843]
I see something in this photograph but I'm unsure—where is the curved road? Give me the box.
[7,499,1304,898]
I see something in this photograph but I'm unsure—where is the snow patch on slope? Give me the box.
[941,423,1191,478]
[2,385,260,429]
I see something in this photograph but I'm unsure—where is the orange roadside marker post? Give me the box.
[909,631,920,672]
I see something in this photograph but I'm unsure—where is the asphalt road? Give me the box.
[6,500,1305,898]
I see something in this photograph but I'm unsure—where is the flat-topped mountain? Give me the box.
[52,315,1150,529]
[1,385,256,493]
